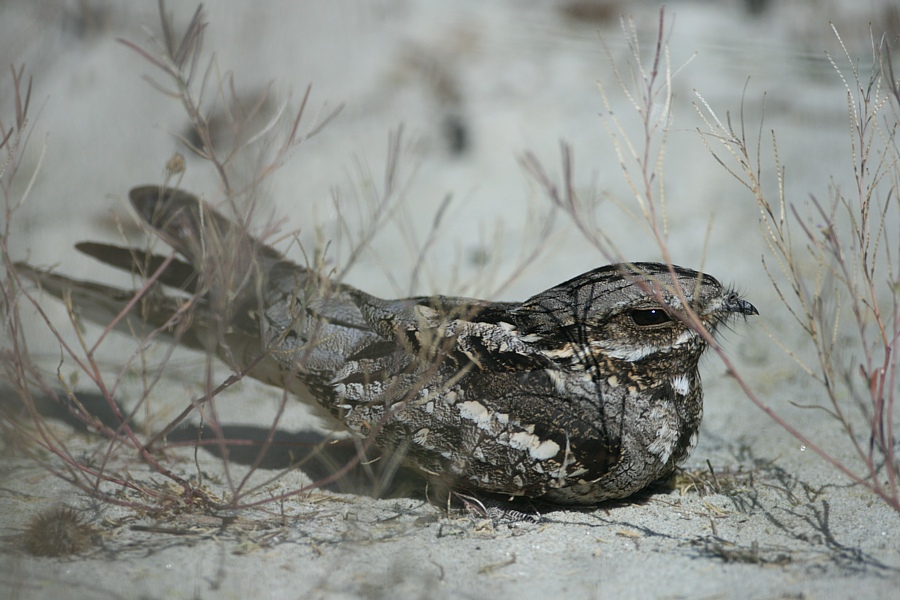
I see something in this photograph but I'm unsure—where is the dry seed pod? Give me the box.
[23,506,94,557]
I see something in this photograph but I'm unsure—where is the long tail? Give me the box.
[15,186,396,415]
[13,260,202,347]
[127,186,286,335]
[15,186,288,363]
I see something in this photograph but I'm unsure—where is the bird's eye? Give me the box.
[629,308,672,327]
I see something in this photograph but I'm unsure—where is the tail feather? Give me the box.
[75,242,199,293]
[14,185,361,404]
[127,186,287,339]
[14,185,291,360]
[13,262,207,351]
[128,185,283,269]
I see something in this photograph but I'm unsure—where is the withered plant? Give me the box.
[0,2,379,514]
[527,8,899,513]
[695,29,900,512]
[1,1,555,517]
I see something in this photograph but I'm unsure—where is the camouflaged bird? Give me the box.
[17,186,757,505]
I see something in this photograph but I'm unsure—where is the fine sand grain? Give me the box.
[2,2,899,598]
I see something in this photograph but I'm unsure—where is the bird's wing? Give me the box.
[348,290,553,372]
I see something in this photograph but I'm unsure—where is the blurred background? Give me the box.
[2,0,898,426]
[3,0,897,300]
[2,5,899,596]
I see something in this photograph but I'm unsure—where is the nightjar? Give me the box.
[17,186,757,505]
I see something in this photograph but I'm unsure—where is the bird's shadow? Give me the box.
[165,423,425,498]
[3,386,674,516]
[1,387,424,499]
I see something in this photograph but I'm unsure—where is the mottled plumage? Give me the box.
[17,186,757,505]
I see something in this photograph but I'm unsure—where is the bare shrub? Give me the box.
[0,3,357,514]
[694,29,900,512]
[526,10,900,513]
[523,9,735,378]
[2,0,568,519]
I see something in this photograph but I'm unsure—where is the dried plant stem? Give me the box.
[694,29,899,511]
[526,9,900,513]
[0,3,358,514]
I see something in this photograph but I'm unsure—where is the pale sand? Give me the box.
[2,1,899,598]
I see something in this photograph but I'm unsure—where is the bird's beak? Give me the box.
[726,294,759,316]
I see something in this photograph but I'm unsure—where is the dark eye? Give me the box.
[629,308,672,327]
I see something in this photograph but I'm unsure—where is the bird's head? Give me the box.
[512,262,757,376]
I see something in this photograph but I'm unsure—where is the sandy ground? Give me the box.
[2,1,900,598]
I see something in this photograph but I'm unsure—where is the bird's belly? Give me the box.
[542,395,701,505]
